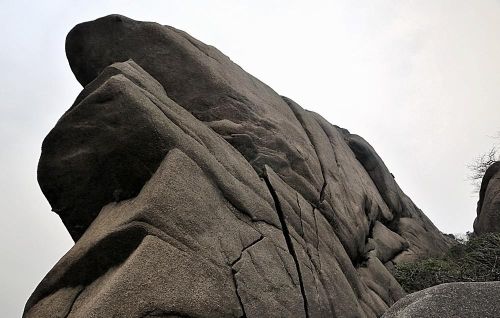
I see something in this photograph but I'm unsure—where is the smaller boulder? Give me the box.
[474,162,500,234]
[382,282,500,318]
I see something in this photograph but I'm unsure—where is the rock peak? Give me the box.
[27,15,453,318]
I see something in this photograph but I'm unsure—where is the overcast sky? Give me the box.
[1,0,499,316]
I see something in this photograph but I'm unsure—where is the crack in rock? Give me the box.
[263,171,310,318]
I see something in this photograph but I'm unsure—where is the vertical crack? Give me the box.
[312,209,322,272]
[296,193,305,236]
[229,235,263,318]
[231,268,247,318]
[319,181,327,203]
[263,171,310,318]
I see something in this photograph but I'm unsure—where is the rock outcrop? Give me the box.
[474,161,500,234]
[382,282,500,318]
[26,15,453,318]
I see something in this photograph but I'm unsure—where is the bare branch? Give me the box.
[467,146,499,193]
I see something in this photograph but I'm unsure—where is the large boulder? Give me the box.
[382,282,500,318]
[27,15,453,317]
[474,161,500,234]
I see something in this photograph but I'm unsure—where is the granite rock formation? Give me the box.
[25,15,453,318]
[474,161,500,234]
[382,282,500,318]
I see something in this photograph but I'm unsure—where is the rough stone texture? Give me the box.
[27,15,454,318]
[474,161,500,234]
[382,282,500,318]
[345,134,453,263]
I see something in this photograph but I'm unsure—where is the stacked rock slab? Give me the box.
[474,161,500,234]
[26,15,453,318]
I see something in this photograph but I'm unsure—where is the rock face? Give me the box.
[382,282,500,318]
[474,161,500,234]
[26,15,453,318]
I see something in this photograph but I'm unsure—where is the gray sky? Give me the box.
[1,0,499,316]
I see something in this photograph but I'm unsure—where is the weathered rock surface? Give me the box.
[474,161,500,234]
[382,282,500,318]
[27,15,453,318]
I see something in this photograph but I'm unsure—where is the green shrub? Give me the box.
[394,233,500,293]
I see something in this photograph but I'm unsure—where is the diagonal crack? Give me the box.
[231,235,264,267]
[312,209,322,272]
[229,235,264,318]
[263,171,310,318]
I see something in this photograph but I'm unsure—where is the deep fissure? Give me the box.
[263,172,310,318]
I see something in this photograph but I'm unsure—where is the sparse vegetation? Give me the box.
[467,146,499,193]
[394,233,500,293]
